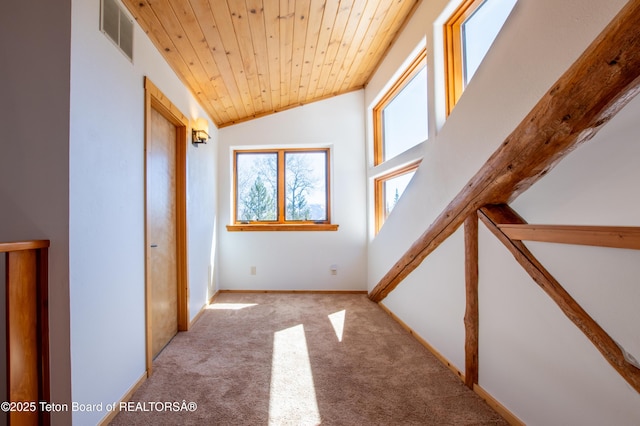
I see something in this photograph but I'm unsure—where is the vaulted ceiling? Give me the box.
[122,0,421,127]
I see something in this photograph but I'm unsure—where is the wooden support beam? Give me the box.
[464,214,479,389]
[499,224,640,250]
[479,204,640,394]
[368,0,640,302]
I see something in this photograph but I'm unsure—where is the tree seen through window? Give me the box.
[235,149,329,223]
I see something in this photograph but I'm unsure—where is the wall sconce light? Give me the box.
[192,117,210,145]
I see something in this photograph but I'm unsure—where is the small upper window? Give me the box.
[228,148,337,231]
[374,162,420,233]
[444,0,516,114]
[373,49,427,166]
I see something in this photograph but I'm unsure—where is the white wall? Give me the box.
[0,1,72,424]
[69,0,217,424]
[367,0,640,424]
[218,92,367,291]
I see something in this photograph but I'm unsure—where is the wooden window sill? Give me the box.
[226,223,339,232]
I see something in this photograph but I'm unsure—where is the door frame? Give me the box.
[143,77,189,375]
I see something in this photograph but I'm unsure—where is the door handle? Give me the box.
[150,244,158,248]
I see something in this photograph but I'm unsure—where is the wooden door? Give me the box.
[148,107,179,358]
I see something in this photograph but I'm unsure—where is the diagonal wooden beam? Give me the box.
[369,0,640,302]
[479,204,640,394]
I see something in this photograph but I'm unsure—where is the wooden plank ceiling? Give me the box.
[122,0,420,127]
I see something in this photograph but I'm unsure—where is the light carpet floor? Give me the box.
[110,292,508,425]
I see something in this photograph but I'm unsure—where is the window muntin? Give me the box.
[232,148,332,229]
[444,0,516,115]
[374,162,420,233]
[373,49,427,166]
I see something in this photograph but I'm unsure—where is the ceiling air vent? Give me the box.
[100,0,134,61]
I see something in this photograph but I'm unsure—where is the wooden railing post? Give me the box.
[6,249,40,425]
[464,213,479,389]
[1,240,50,426]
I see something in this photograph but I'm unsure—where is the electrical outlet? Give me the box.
[250,266,257,275]
[330,264,338,275]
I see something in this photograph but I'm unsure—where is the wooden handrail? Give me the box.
[369,0,640,302]
[497,224,640,249]
[0,240,50,253]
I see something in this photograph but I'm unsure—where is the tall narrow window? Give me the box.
[373,49,427,166]
[230,148,337,231]
[444,0,516,115]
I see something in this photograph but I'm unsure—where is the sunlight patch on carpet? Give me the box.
[328,310,346,342]
[207,303,258,310]
[269,324,321,425]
